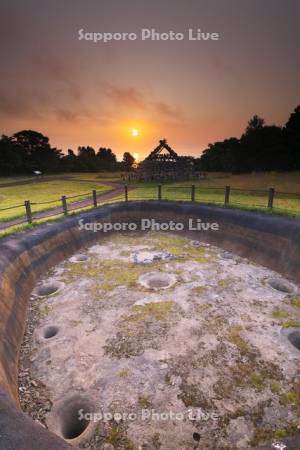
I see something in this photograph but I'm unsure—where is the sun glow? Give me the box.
[132,128,139,137]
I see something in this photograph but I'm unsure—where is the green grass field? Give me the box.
[123,172,300,217]
[0,171,299,237]
[0,178,112,222]
[124,171,300,191]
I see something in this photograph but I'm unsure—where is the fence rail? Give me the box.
[0,185,299,231]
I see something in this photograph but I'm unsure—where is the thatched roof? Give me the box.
[137,140,194,180]
[146,139,178,161]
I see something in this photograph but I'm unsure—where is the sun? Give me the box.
[131,128,139,137]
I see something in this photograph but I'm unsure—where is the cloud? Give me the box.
[99,80,185,123]
[0,89,46,119]
[99,81,145,109]
[0,55,86,121]
[54,108,81,122]
[0,88,92,125]
[34,56,83,101]
[152,101,185,123]
[0,65,185,129]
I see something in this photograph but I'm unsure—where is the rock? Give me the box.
[160,363,168,369]
[263,404,295,427]
[131,251,173,264]
[102,444,115,450]
[221,251,234,260]
[226,417,254,448]
[34,420,45,428]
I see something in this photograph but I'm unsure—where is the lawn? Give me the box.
[122,172,300,217]
[0,179,112,222]
[0,176,36,184]
[188,171,300,192]
[69,172,122,182]
[123,171,300,191]
[0,171,299,237]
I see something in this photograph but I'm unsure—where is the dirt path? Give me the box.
[0,175,75,188]
[0,182,130,231]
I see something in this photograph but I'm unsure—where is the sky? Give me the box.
[0,0,299,160]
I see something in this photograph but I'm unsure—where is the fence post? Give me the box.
[92,190,97,208]
[224,186,231,206]
[61,195,68,215]
[125,185,128,202]
[24,200,32,224]
[191,185,195,202]
[268,187,275,208]
[158,184,162,201]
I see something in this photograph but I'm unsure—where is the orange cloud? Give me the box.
[99,81,145,109]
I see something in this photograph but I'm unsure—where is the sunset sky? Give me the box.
[1,0,299,160]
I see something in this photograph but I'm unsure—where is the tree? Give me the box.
[0,135,25,174]
[62,149,78,172]
[245,115,265,134]
[97,148,117,170]
[122,152,135,171]
[285,105,300,169]
[10,130,62,172]
[286,105,300,132]
[200,138,241,172]
[199,112,296,173]
[77,146,97,171]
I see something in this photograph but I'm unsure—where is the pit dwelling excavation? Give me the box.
[19,232,300,450]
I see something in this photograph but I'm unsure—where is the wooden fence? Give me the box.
[0,185,299,230]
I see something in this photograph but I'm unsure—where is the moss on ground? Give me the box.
[99,261,143,290]
[126,301,175,322]
[281,320,300,328]
[153,233,216,262]
[105,424,134,450]
[67,319,82,327]
[280,381,300,413]
[191,286,207,295]
[230,364,265,390]
[270,381,282,394]
[63,257,165,291]
[271,301,300,326]
[39,304,52,318]
[269,302,300,328]
[214,359,283,401]
[103,301,180,358]
[138,396,152,409]
[118,368,129,378]
[202,316,228,333]
[226,325,251,355]
[178,381,212,408]
[60,233,218,298]
[250,422,300,447]
[218,279,230,288]
[194,303,211,314]
[289,296,300,309]
[272,308,290,319]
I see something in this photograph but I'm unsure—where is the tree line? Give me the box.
[0,105,299,175]
[0,130,135,175]
[197,105,300,173]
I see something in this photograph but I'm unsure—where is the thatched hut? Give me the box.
[137,139,194,180]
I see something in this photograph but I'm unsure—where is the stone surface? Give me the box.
[131,250,173,264]
[19,233,300,450]
[226,417,254,448]
[0,201,300,450]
